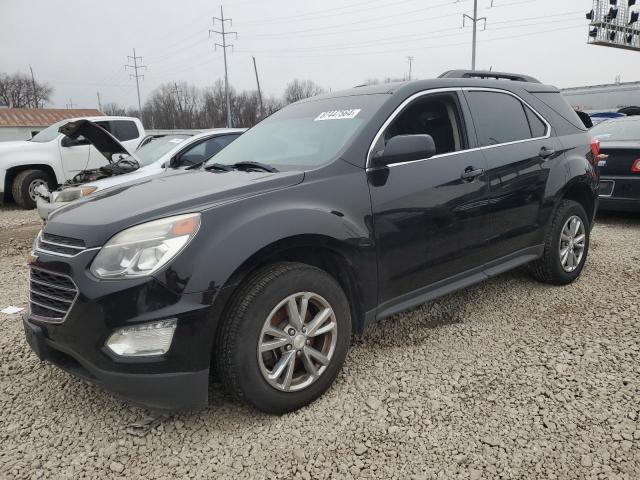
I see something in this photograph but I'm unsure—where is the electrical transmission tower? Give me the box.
[125,48,147,120]
[210,6,237,128]
[407,56,414,80]
[66,98,75,109]
[462,0,488,70]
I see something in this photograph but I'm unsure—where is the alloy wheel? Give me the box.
[559,215,586,273]
[257,292,338,392]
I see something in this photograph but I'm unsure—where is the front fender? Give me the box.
[155,161,376,308]
[0,145,65,183]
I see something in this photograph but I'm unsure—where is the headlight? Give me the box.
[51,186,97,203]
[106,319,177,357]
[90,213,200,279]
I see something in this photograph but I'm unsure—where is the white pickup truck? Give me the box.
[0,116,145,208]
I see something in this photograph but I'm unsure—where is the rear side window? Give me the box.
[525,108,547,138]
[466,91,533,146]
[532,92,587,131]
[110,120,140,141]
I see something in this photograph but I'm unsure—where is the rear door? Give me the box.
[368,90,491,314]
[463,89,563,261]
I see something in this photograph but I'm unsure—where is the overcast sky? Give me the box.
[2,0,638,110]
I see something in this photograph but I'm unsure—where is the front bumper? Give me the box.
[23,317,208,410]
[599,175,640,212]
[22,249,219,411]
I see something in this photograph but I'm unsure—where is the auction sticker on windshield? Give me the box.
[314,109,361,121]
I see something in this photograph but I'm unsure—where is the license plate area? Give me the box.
[599,180,614,197]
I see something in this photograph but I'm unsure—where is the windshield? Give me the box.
[591,118,640,142]
[132,134,191,167]
[30,119,70,142]
[206,95,388,169]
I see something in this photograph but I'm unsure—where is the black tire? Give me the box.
[215,262,351,414]
[11,169,54,209]
[529,200,590,285]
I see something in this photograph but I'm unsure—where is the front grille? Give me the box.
[37,233,86,256]
[29,267,78,323]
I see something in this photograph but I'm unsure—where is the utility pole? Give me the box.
[125,48,147,121]
[210,6,237,128]
[407,56,414,81]
[173,82,184,128]
[252,56,264,119]
[66,98,75,109]
[463,0,487,70]
[96,91,102,111]
[29,65,39,108]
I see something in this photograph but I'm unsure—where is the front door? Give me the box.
[368,90,490,315]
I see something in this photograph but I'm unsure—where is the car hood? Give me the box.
[45,168,304,246]
[59,119,129,161]
[75,162,165,192]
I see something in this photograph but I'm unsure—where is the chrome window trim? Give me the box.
[28,266,80,325]
[365,86,552,171]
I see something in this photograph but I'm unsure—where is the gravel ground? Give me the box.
[0,205,639,480]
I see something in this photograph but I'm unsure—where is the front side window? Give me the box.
[466,91,538,146]
[30,120,68,142]
[372,92,466,159]
[133,134,191,167]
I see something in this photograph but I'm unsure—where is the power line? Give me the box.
[125,48,147,119]
[210,6,237,128]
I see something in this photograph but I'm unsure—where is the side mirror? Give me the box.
[61,136,88,148]
[370,134,437,168]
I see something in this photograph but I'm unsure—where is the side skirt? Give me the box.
[373,245,543,322]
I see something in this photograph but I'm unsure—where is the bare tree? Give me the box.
[0,72,53,108]
[102,102,127,116]
[283,79,324,104]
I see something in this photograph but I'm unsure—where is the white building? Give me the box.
[0,108,104,142]
[561,81,640,111]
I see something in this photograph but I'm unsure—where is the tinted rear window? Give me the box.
[591,118,640,142]
[110,120,140,141]
[466,91,533,146]
[533,92,587,131]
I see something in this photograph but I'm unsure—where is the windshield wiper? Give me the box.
[204,163,234,172]
[231,161,279,173]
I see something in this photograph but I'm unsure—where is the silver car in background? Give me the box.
[37,127,245,221]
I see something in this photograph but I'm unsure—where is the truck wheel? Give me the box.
[215,262,351,414]
[11,169,54,209]
[529,200,590,285]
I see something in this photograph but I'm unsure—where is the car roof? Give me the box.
[300,77,559,104]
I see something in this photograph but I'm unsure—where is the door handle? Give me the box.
[461,167,484,181]
[539,146,555,159]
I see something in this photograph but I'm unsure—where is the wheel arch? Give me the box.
[4,164,58,202]
[560,177,597,226]
[215,234,368,336]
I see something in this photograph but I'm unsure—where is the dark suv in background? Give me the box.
[23,70,599,414]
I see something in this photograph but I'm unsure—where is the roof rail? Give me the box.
[439,70,541,84]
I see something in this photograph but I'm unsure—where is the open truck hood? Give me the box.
[58,119,129,162]
[50,120,138,188]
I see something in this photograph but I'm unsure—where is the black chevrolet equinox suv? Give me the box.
[24,70,599,413]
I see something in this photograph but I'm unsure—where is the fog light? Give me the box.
[106,319,177,357]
